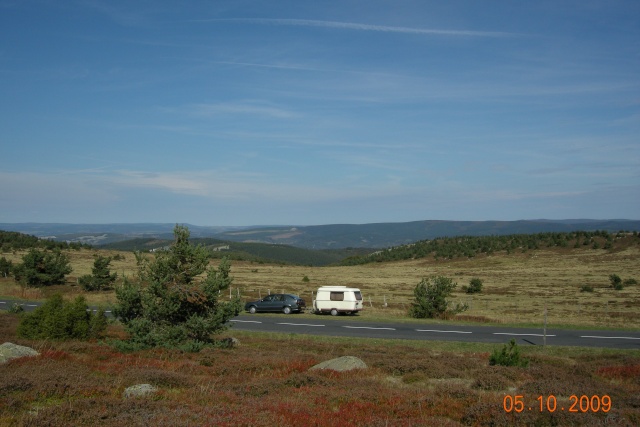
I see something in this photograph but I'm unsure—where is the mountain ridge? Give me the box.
[1,219,639,249]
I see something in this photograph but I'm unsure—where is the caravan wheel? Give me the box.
[330,308,338,316]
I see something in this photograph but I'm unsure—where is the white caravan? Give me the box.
[313,286,363,315]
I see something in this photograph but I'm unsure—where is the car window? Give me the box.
[354,291,363,301]
[263,295,273,302]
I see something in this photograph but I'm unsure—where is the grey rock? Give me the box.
[309,356,367,372]
[123,383,158,399]
[0,342,39,364]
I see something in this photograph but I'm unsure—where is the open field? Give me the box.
[1,314,640,426]
[2,242,639,329]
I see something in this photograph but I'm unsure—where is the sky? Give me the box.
[1,0,639,226]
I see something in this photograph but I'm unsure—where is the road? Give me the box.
[2,299,639,349]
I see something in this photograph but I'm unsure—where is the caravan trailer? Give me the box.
[313,286,363,315]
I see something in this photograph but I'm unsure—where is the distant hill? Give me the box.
[1,219,639,250]
[214,219,640,249]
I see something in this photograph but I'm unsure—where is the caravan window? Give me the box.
[354,291,363,301]
[330,292,344,301]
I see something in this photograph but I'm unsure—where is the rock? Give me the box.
[0,342,39,364]
[309,356,367,372]
[122,384,158,399]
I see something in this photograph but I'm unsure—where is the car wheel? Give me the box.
[283,306,292,315]
[249,306,257,314]
[330,308,338,316]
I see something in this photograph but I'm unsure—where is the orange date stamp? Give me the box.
[503,394,612,413]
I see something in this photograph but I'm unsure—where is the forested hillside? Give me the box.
[341,230,640,265]
[0,231,89,252]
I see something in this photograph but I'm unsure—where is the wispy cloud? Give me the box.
[203,18,517,38]
[175,101,298,119]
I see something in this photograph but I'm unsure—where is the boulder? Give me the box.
[0,342,39,364]
[309,356,367,372]
[123,384,158,399]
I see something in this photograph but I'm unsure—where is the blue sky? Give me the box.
[1,1,638,225]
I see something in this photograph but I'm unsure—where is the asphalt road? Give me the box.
[2,299,639,349]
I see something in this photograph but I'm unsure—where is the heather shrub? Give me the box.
[17,294,107,340]
[489,339,529,367]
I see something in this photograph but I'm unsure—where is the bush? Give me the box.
[623,278,637,286]
[113,225,241,350]
[78,255,117,291]
[465,278,483,294]
[12,249,72,287]
[579,285,594,292]
[17,294,107,340]
[0,256,12,278]
[609,274,623,290]
[489,339,529,367]
[409,276,468,319]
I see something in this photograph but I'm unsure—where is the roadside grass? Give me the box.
[1,313,639,426]
[1,241,639,329]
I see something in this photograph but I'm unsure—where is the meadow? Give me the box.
[2,238,639,328]
[1,241,639,425]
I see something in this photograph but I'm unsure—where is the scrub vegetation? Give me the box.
[1,227,639,424]
[1,315,639,426]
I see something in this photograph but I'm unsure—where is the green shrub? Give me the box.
[623,278,637,286]
[609,274,623,290]
[8,302,24,314]
[0,256,12,278]
[79,255,117,291]
[579,285,594,292]
[113,225,241,350]
[489,339,529,367]
[12,249,72,287]
[302,275,310,282]
[17,294,107,340]
[409,276,468,319]
[465,278,483,294]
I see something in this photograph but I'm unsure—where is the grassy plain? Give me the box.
[2,240,639,329]
[1,243,640,425]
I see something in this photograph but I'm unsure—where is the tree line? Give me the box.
[340,230,639,265]
[0,230,90,252]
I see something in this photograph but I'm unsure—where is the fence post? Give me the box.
[543,305,547,348]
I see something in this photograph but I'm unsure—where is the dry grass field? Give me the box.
[1,241,639,328]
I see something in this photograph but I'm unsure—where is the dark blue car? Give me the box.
[244,294,306,314]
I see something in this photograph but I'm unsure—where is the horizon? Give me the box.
[2,1,639,225]
[1,218,639,229]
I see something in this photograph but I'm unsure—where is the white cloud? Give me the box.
[172,101,298,119]
[207,18,517,38]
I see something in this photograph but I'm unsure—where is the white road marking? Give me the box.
[277,323,325,327]
[581,335,640,340]
[416,329,472,334]
[343,326,396,331]
[230,320,262,324]
[493,333,556,337]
